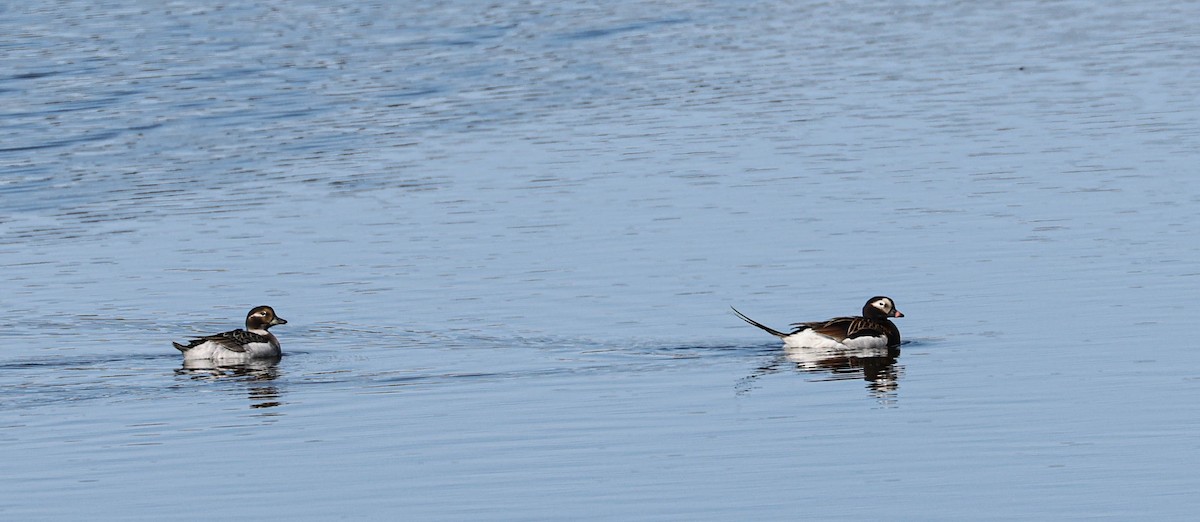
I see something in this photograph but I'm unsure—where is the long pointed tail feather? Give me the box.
[731,306,790,338]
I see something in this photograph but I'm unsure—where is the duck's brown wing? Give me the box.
[791,316,885,342]
[175,329,271,353]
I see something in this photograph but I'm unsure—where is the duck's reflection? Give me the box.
[175,356,284,409]
[786,345,901,391]
[739,345,903,399]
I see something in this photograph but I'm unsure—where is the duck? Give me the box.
[732,296,903,349]
[173,306,288,362]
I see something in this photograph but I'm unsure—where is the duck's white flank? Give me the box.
[781,329,890,350]
[181,331,280,362]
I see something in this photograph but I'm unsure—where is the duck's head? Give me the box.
[246,305,287,331]
[864,296,903,319]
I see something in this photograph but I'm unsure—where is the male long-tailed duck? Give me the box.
[173,306,287,361]
[732,296,903,349]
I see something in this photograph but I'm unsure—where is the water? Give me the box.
[3,0,1200,519]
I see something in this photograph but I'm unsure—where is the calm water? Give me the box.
[3,0,1200,519]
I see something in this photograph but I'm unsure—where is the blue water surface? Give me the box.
[3,0,1200,519]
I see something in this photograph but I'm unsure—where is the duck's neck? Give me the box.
[251,329,280,349]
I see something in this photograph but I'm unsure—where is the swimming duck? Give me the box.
[173,306,287,361]
[732,296,903,349]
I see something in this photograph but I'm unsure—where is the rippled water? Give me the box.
[4,0,1200,519]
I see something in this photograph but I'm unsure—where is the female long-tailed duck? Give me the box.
[173,306,287,362]
[732,296,903,349]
